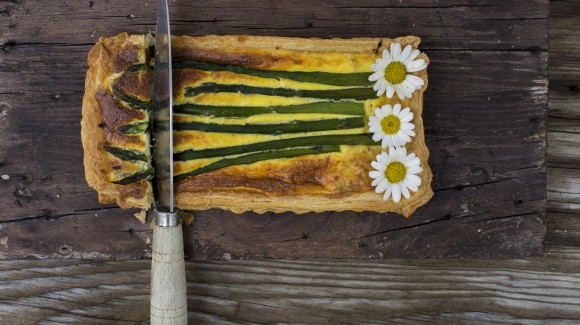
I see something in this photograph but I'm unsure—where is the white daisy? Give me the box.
[368,42,428,99]
[368,103,416,149]
[369,147,423,203]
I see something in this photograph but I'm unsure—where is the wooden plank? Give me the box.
[0,0,548,259]
[1,0,548,50]
[0,254,579,324]
[546,0,580,255]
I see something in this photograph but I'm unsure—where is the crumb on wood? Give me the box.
[1,175,9,181]
[133,209,147,224]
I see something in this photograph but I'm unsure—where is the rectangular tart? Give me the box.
[81,32,433,216]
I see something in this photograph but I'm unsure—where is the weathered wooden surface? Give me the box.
[0,1,577,323]
[0,249,579,324]
[0,0,548,259]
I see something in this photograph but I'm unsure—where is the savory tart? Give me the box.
[81,32,433,216]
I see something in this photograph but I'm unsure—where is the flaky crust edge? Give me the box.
[81,32,153,209]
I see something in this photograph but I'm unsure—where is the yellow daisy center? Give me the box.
[380,115,401,135]
[384,61,407,85]
[385,161,406,184]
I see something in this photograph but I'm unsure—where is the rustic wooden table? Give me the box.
[0,0,579,323]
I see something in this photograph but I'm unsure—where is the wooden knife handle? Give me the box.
[150,223,187,324]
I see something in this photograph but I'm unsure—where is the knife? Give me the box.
[150,0,187,324]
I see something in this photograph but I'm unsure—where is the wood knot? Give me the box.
[1,40,15,53]
[0,4,16,17]
[0,102,9,119]
[514,198,524,207]
[14,185,32,198]
[57,245,72,255]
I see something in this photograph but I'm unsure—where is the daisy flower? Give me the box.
[368,42,428,99]
[368,103,416,149]
[369,147,423,203]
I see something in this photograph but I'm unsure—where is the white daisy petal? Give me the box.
[386,84,395,98]
[372,132,383,142]
[399,45,413,63]
[404,129,416,137]
[407,174,422,186]
[394,84,406,99]
[399,132,411,143]
[382,184,392,201]
[407,157,421,167]
[368,71,384,82]
[375,88,385,97]
[371,161,383,171]
[371,177,382,187]
[409,49,421,61]
[390,136,397,148]
[402,85,412,99]
[403,178,419,193]
[390,43,401,61]
[407,166,423,175]
[401,183,411,199]
[397,146,407,157]
[382,104,393,116]
[407,59,428,72]
[380,137,387,148]
[393,103,401,115]
[400,106,411,116]
[402,80,417,94]
[379,78,389,91]
[392,183,401,203]
[401,153,416,163]
[383,136,391,149]
[369,170,383,179]
[401,123,415,131]
[401,152,416,162]
[373,78,385,92]
[377,151,389,163]
[390,136,399,148]
[406,74,425,87]
[376,178,389,194]
[382,49,391,62]
[397,147,408,160]
[401,113,414,123]
[374,107,385,119]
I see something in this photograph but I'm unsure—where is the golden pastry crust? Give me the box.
[82,33,433,216]
[81,33,153,209]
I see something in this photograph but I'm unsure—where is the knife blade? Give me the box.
[150,0,187,324]
[152,0,174,212]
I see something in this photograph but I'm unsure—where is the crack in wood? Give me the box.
[354,217,451,240]
[433,177,517,192]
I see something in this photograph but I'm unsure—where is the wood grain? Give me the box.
[0,0,576,323]
[0,250,579,324]
[0,0,548,259]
